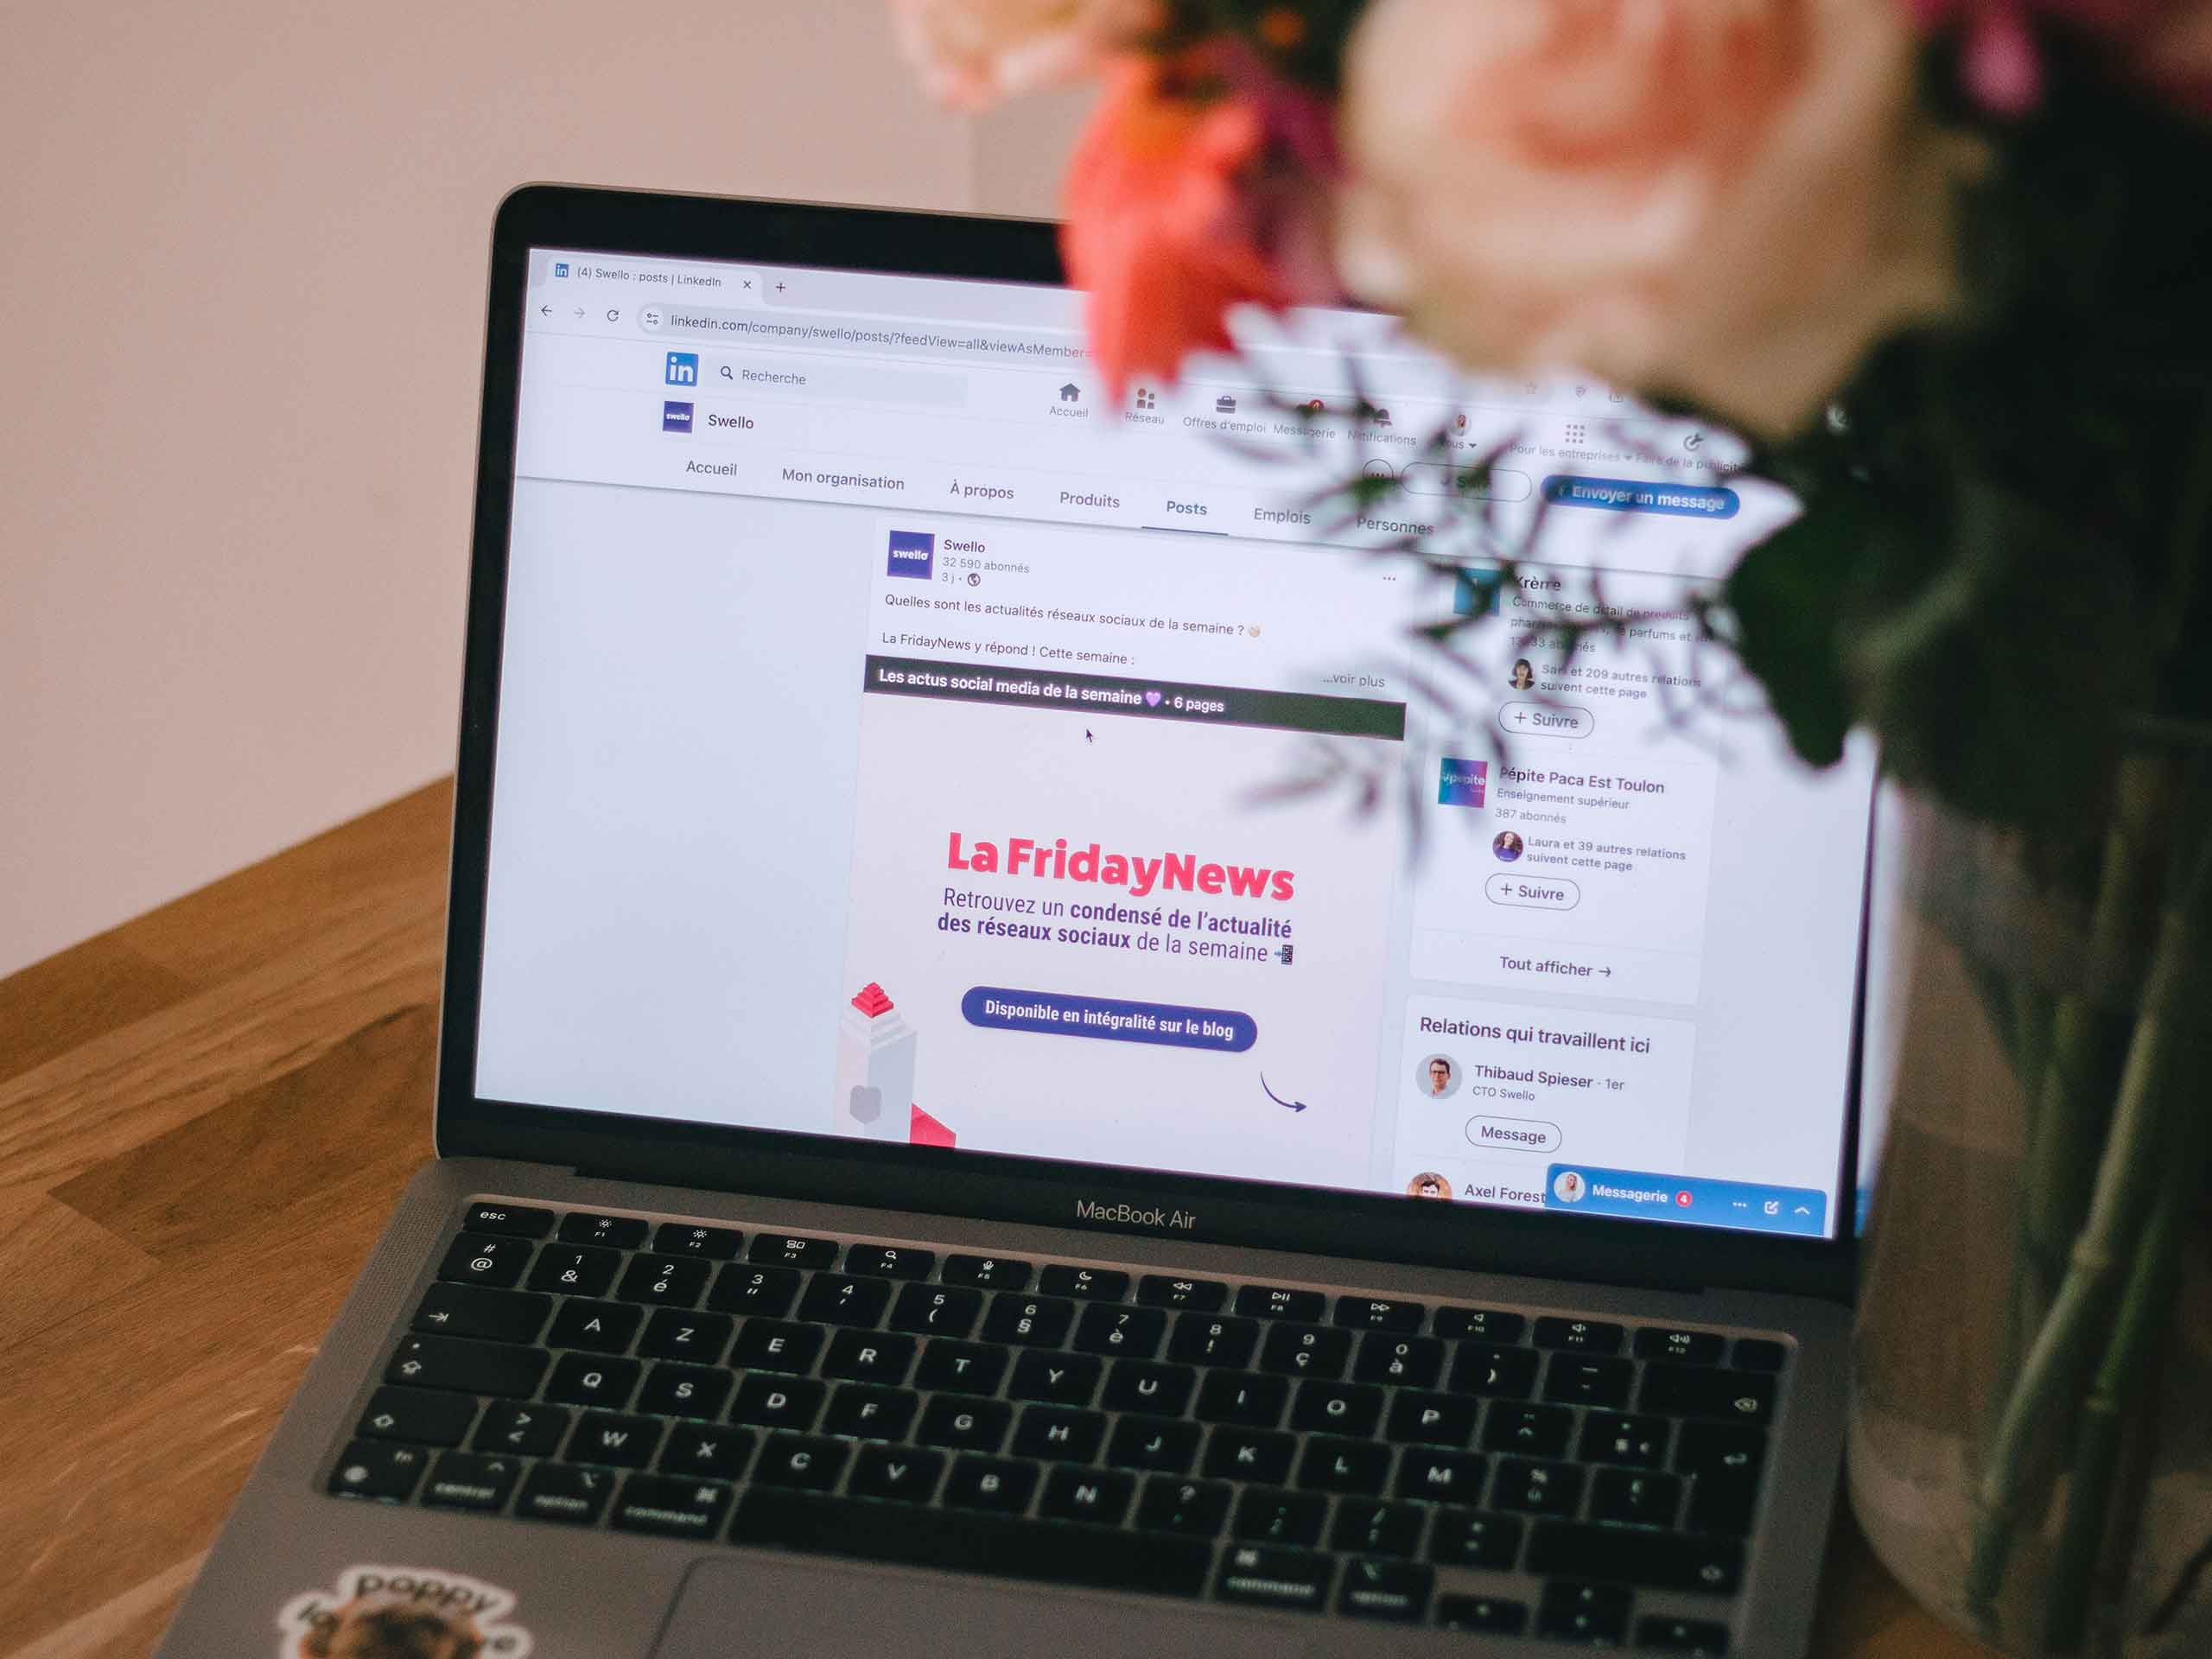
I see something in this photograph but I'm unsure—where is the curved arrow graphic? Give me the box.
[1261,1075,1309,1114]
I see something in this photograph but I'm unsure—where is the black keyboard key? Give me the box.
[1484,1402,1576,1458]
[1528,1524,1746,1593]
[525,1243,620,1297]
[327,1440,427,1501]
[1584,1411,1672,1467]
[421,1450,523,1511]
[558,1211,649,1249]
[410,1281,550,1344]
[708,1263,800,1318]
[357,1386,476,1447]
[1006,1350,1101,1406]
[1434,1307,1526,1343]
[386,1334,548,1398]
[729,1318,824,1375]
[1427,1507,1524,1569]
[1545,1354,1636,1408]
[637,1307,734,1365]
[515,1462,614,1524]
[1450,1342,1541,1398]
[1135,1475,1230,1535]
[982,1293,1075,1347]
[942,1253,1030,1290]
[1235,1284,1325,1322]
[1194,1370,1287,1427]
[616,1255,711,1308]
[462,1202,554,1238]
[1290,1380,1385,1437]
[731,1373,825,1433]
[613,1472,733,1539]
[944,1454,1040,1514]
[659,1422,754,1482]
[1642,1364,1777,1424]
[820,1326,916,1384]
[1591,1467,1683,1527]
[797,1273,893,1328]
[1732,1338,1787,1372]
[1296,1435,1389,1495]
[1039,1264,1129,1300]
[1638,1615,1733,1654]
[1233,1486,1327,1545]
[1215,1543,1332,1612]
[822,1383,918,1441]
[543,1352,639,1409]
[1136,1274,1225,1312]
[546,1298,642,1354]
[472,1402,568,1456]
[733,1488,1212,1595]
[1637,1326,1727,1364]
[914,1339,1007,1395]
[887,1282,982,1338]
[638,1362,733,1420]
[1071,1302,1165,1357]
[1107,1414,1201,1474]
[1540,1580,1633,1644]
[1674,1421,1768,1475]
[1258,1323,1351,1378]
[1688,1469,1763,1536]
[1356,1333,1444,1388]
[1491,1458,1585,1515]
[843,1243,935,1281]
[654,1222,744,1259]
[1338,1558,1433,1622]
[1166,1313,1257,1367]
[847,1443,944,1503]
[752,1434,849,1491]
[1102,1357,1196,1416]
[1037,1464,1135,1524]
[1335,1295,1425,1333]
[1011,1405,1105,1463]
[1385,1389,1476,1447]
[1438,1594,1529,1634]
[1534,1316,1624,1354]
[1396,1448,1489,1505]
[436,1233,531,1288]
[747,1232,837,1269]
[1202,1427,1295,1484]
[917,1395,1012,1452]
[567,1411,662,1468]
[1332,1497,1427,1557]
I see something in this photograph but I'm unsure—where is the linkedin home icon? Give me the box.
[887,530,935,580]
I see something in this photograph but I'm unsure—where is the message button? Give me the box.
[1465,1116,1562,1154]
[1486,874,1580,911]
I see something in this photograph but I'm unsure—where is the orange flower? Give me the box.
[1061,57,1291,397]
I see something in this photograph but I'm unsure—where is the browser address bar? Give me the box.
[642,303,1090,369]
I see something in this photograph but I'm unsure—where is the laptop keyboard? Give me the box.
[326,1200,1789,1650]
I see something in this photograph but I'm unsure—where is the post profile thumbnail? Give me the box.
[887,530,936,580]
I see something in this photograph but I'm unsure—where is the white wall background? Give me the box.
[0,1,1090,978]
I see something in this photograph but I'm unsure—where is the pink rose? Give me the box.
[889,0,1156,108]
[1335,0,1988,436]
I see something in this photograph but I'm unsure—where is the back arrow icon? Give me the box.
[538,305,550,317]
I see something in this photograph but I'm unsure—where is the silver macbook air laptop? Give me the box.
[158,185,1877,1659]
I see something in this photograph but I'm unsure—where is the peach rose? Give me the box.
[1334,0,1988,435]
[890,0,1156,108]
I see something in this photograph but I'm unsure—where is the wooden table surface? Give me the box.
[0,780,1998,1659]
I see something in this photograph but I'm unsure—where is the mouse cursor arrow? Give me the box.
[1261,1076,1308,1114]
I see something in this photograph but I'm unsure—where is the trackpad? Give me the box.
[655,1555,1318,1659]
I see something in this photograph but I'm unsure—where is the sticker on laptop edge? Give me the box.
[277,1565,533,1659]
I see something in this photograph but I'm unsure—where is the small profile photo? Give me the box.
[1492,830,1525,862]
[1406,1171,1454,1200]
[1509,658,1537,690]
[1417,1053,1460,1099]
[1553,1169,1588,1204]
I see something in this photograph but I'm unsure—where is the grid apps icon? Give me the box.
[887,531,935,580]
[1437,756,1488,807]
[664,351,699,386]
[662,400,693,434]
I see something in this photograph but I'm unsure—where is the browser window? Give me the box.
[474,251,1872,1238]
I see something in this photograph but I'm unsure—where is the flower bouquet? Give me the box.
[892,2,2212,1653]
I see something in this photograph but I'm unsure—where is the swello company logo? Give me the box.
[887,530,935,580]
[1438,756,1488,808]
[664,351,699,386]
[662,400,693,434]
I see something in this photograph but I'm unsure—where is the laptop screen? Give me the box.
[474,246,1872,1243]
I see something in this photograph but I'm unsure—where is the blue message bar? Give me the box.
[1541,476,1739,518]
[1543,1164,1828,1236]
[962,986,1256,1052]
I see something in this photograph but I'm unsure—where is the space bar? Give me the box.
[730,1490,1212,1597]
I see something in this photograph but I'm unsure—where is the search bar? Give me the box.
[710,357,966,409]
